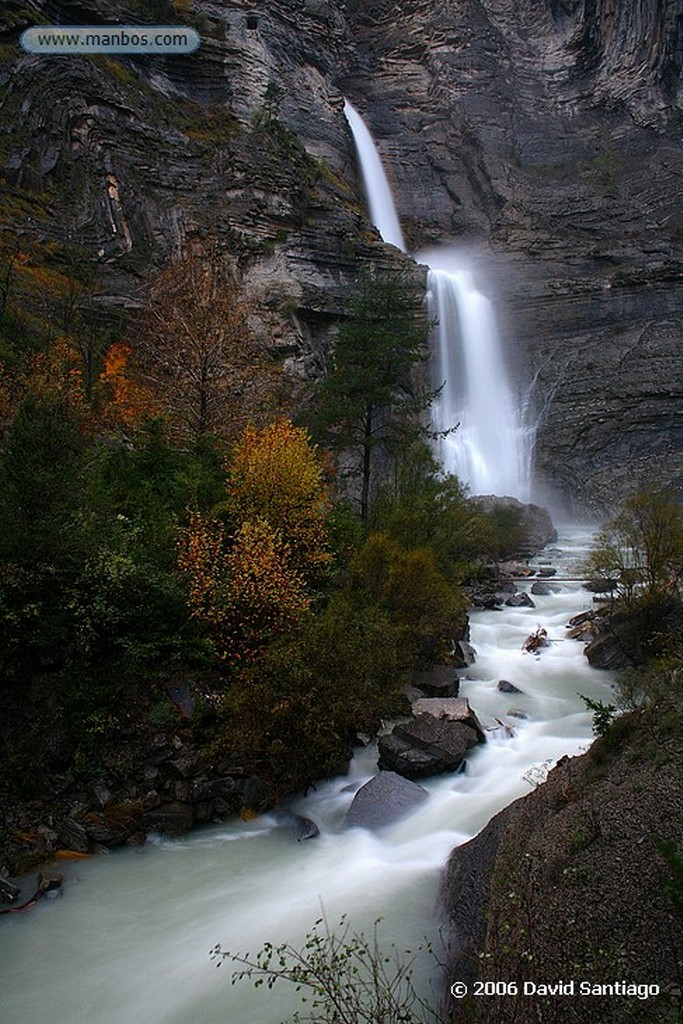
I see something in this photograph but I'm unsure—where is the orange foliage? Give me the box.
[177,420,331,664]
[177,513,308,663]
[21,336,87,416]
[226,420,332,578]
[176,512,227,625]
[100,341,157,426]
[223,518,310,660]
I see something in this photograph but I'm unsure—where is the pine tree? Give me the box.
[309,267,438,523]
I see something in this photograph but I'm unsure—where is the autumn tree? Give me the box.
[100,340,158,427]
[135,242,276,443]
[308,268,438,523]
[226,420,332,579]
[177,420,331,664]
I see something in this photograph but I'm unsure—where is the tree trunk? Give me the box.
[361,404,373,524]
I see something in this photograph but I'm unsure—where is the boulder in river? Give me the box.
[142,801,195,835]
[378,714,481,779]
[410,697,486,741]
[531,581,561,596]
[346,771,429,830]
[497,680,524,694]
[412,665,460,698]
[453,640,477,667]
[505,592,536,608]
[584,628,635,669]
[276,810,320,841]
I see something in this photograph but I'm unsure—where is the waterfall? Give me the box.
[343,99,406,252]
[343,100,533,499]
[423,251,534,500]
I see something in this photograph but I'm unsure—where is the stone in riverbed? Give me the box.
[412,665,460,698]
[453,640,477,667]
[345,771,429,830]
[505,592,536,608]
[531,580,561,595]
[57,817,89,853]
[410,697,486,742]
[142,801,195,835]
[378,714,481,779]
[276,810,320,841]
[497,680,524,695]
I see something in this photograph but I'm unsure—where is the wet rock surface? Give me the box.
[378,713,481,779]
[345,770,429,830]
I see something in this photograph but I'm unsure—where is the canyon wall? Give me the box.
[1,0,681,512]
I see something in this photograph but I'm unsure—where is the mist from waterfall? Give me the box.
[343,99,534,500]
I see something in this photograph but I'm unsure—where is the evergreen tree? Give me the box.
[309,268,438,523]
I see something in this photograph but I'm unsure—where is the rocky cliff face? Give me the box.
[1,0,680,512]
[441,710,683,1022]
[341,0,683,513]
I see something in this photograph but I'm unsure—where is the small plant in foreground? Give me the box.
[210,913,444,1024]
[579,694,617,736]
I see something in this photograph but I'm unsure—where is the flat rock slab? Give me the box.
[411,697,486,742]
[345,771,429,830]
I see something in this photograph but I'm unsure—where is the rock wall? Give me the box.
[341,0,683,513]
[1,0,680,512]
[441,718,683,1022]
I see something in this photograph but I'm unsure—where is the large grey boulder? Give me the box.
[346,772,429,830]
[412,665,460,698]
[584,629,635,670]
[378,714,481,779]
[410,697,486,742]
[505,592,536,608]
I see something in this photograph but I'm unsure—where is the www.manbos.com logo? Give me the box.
[21,25,200,54]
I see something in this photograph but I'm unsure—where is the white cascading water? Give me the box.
[343,99,406,252]
[343,100,533,500]
[0,529,616,1024]
[422,251,534,500]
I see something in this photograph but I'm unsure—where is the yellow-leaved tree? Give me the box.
[226,420,332,579]
[177,420,331,664]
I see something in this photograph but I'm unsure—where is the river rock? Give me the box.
[505,593,536,608]
[411,698,486,742]
[377,715,480,779]
[142,801,195,835]
[497,680,524,695]
[345,771,429,830]
[453,640,477,668]
[57,817,89,854]
[276,810,320,841]
[412,665,460,698]
[531,581,561,596]
[584,629,635,670]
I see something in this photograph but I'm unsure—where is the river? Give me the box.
[0,525,616,1024]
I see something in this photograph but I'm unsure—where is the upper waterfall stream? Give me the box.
[0,528,615,1024]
